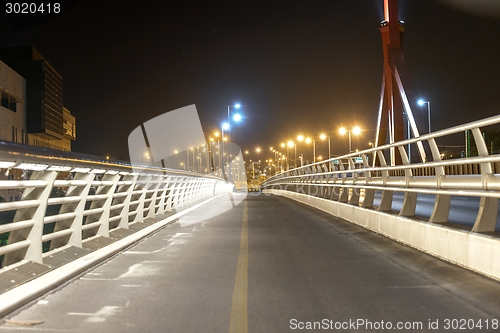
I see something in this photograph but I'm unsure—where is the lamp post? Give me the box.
[226,103,243,180]
[297,135,316,164]
[417,99,431,133]
[339,126,361,153]
[287,140,296,169]
[207,133,216,172]
[254,147,261,180]
[320,133,331,160]
[221,122,229,178]
[228,103,242,127]
[306,137,316,164]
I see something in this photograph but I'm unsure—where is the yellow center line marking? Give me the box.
[229,199,248,333]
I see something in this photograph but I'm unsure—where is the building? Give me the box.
[0,59,27,201]
[28,107,76,151]
[0,47,76,201]
[0,46,75,152]
[0,59,26,144]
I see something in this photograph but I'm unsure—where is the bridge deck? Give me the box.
[1,193,500,332]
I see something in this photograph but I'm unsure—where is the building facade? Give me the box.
[0,59,26,144]
[0,46,76,152]
[0,47,76,201]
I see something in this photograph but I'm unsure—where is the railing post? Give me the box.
[4,170,58,266]
[360,153,375,208]
[85,173,120,238]
[398,146,417,216]
[428,194,451,223]
[377,151,393,211]
[133,175,152,222]
[117,174,137,228]
[471,128,498,232]
[154,177,167,216]
[145,175,163,218]
[427,138,451,223]
[51,172,94,249]
[347,157,360,205]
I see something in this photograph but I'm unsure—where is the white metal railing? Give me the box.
[0,141,233,268]
[262,114,500,234]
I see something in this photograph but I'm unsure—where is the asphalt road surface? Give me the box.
[1,193,500,333]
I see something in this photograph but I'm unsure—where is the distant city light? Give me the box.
[234,103,241,109]
[417,99,426,106]
[339,127,347,135]
[352,126,361,135]
[222,122,230,130]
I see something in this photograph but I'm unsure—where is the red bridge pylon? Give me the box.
[374,0,427,165]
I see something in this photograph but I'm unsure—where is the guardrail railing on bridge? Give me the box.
[262,115,500,281]
[0,141,233,271]
[262,114,500,234]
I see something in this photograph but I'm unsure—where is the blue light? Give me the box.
[234,103,241,109]
[233,113,242,122]
[222,122,230,130]
[417,99,426,106]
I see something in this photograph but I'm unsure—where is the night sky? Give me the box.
[2,0,500,163]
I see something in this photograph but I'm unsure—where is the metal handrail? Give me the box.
[262,114,500,233]
[0,142,233,268]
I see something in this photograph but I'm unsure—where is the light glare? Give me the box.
[233,113,242,122]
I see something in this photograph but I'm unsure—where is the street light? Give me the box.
[297,135,316,166]
[287,140,296,169]
[207,132,219,172]
[221,123,230,178]
[233,113,242,122]
[297,135,316,165]
[305,137,316,164]
[227,103,243,180]
[417,99,431,133]
[339,126,361,152]
[228,103,242,132]
[320,133,331,160]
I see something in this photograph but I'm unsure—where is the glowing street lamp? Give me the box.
[233,113,242,122]
[339,126,362,152]
[287,140,297,169]
[228,103,242,129]
[221,123,231,178]
[417,99,431,133]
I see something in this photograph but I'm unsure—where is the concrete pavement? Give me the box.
[1,193,500,332]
